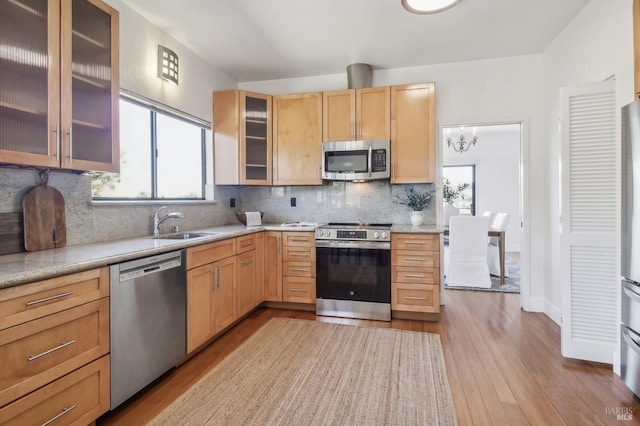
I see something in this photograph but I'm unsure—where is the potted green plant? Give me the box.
[442,178,470,224]
[393,186,435,226]
[443,178,469,205]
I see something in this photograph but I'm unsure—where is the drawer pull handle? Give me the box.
[289,288,308,293]
[29,340,76,361]
[241,259,254,265]
[405,274,426,278]
[290,252,308,257]
[290,238,309,242]
[26,291,74,306]
[241,241,253,247]
[404,258,426,262]
[41,405,76,426]
[405,241,425,245]
[404,296,427,301]
[290,268,308,272]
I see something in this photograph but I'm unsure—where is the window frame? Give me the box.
[443,164,476,215]
[92,91,210,201]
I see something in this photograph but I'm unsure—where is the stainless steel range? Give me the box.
[315,222,391,321]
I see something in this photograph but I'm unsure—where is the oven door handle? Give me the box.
[315,240,390,250]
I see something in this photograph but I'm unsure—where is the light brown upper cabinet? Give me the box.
[214,90,272,185]
[273,92,323,185]
[390,83,436,183]
[322,87,390,142]
[0,0,119,172]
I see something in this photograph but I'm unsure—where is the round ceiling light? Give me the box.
[401,0,462,14]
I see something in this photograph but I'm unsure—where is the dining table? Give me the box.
[443,227,506,284]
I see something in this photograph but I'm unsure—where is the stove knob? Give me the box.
[381,231,388,239]
[374,231,380,239]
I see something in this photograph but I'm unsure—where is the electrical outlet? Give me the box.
[290,197,296,207]
[230,198,236,208]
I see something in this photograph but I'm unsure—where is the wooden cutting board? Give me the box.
[23,172,67,252]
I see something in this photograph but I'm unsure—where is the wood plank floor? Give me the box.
[98,290,640,425]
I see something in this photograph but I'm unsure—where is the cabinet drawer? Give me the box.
[392,250,439,268]
[392,266,439,284]
[0,299,109,407]
[282,232,314,247]
[0,355,110,426]
[283,246,315,262]
[0,268,109,331]
[187,238,237,269]
[283,261,315,277]
[391,233,439,251]
[392,283,439,313]
[283,277,316,304]
[236,234,257,254]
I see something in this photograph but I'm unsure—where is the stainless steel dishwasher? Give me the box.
[110,250,186,409]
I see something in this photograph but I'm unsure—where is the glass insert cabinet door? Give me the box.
[0,0,119,172]
[0,0,60,168]
[241,92,271,184]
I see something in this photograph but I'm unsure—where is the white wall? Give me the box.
[104,0,237,122]
[241,55,545,310]
[542,0,634,324]
[443,124,522,252]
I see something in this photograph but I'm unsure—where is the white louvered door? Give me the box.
[560,80,618,363]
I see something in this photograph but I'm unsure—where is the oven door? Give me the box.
[316,241,391,303]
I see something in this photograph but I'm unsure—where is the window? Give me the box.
[443,165,475,215]
[92,95,210,200]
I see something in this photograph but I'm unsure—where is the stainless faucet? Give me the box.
[153,206,185,236]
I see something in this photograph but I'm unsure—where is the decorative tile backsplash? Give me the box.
[237,181,436,225]
[1,167,435,248]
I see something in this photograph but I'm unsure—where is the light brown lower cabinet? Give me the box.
[186,234,266,354]
[281,232,316,304]
[264,231,316,304]
[283,276,316,304]
[0,355,110,426]
[391,233,441,314]
[264,231,283,302]
[237,250,257,318]
[186,255,237,353]
[0,298,109,407]
[0,267,110,424]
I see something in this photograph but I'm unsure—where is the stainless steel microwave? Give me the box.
[321,140,390,181]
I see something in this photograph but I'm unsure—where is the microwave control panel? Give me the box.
[372,149,387,172]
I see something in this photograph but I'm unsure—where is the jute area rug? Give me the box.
[149,318,457,425]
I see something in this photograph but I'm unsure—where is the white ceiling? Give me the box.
[120,0,590,83]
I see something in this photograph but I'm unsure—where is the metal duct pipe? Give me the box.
[347,63,372,89]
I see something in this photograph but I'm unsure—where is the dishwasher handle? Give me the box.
[118,251,184,282]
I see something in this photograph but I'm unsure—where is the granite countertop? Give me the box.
[0,222,442,289]
[391,224,444,234]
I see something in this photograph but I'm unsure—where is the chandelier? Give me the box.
[446,127,478,154]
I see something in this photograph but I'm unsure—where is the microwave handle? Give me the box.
[368,145,372,177]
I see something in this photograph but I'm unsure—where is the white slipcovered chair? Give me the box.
[488,213,510,277]
[446,215,492,288]
[481,211,496,225]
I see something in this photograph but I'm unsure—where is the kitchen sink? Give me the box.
[153,232,219,240]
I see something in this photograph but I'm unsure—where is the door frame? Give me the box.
[437,119,531,310]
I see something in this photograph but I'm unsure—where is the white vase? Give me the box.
[410,211,424,226]
[443,203,460,226]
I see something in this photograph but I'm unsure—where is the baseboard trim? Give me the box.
[262,301,316,312]
[544,300,562,326]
